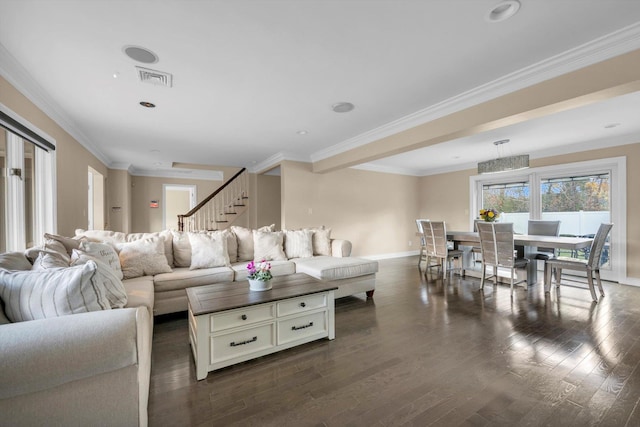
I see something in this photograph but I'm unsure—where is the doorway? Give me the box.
[163,184,196,230]
[87,166,104,230]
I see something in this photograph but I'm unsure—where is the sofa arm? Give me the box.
[331,239,352,257]
[0,307,151,427]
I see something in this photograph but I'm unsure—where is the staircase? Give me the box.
[178,168,249,232]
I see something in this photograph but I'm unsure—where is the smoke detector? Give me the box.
[135,66,173,88]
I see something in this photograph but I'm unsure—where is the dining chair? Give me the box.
[420,220,463,280]
[477,222,529,295]
[527,220,561,260]
[415,219,429,268]
[544,223,613,302]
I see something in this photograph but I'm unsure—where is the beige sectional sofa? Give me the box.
[73,226,378,315]
[0,226,377,426]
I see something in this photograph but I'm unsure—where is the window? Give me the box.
[1,104,56,251]
[471,157,625,282]
[482,181,530,234]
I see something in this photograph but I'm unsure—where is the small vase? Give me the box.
[248,279,272,291]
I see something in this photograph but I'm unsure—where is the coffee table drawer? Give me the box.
[210,304,275,332]
[277,293,327,317]
[211,323,275,363]
[278,311,327,345]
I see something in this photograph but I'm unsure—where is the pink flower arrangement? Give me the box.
[246,260,272,281]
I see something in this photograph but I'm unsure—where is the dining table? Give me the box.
[445,231,594,285]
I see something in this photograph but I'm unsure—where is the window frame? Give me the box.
[2,105,56,251]
[470,156,626,282]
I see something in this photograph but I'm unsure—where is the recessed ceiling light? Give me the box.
[112,72,120,79]
[604,123,621,129]
[332,102,355,113]
[139,101,156,108]
[485,0,521,23]
[123,45,159,64]
[297,130,309,135]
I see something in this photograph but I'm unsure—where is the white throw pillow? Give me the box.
[127,230,174,267]
[232,224,275,262]
[74,241,123,279]
[305,227,332,256]
[0,252,33,271]
[116,236,172,279]
[44,233,84,256]
[72,252,128,309]
[0,261,111,322]
[253,230,287,261]
[284,229,314,259]
[31,251,69,271]
[188,232,230,270]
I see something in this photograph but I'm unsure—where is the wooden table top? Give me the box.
[186,273,338,316]
[446,231,593,250]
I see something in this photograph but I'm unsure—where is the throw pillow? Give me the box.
[171,230,192,268]
[232,224,275,262]
[253,230,287,261]
[188,232,230,270]
[283,229,314,259]
[0,261,111,322]
[72,252,128,309]
[116,236,172,279]
[127,230,174,267]
[0,252,33,271]
[74,229,128,245]
[305,227,332,256]
[31,251,70,271]
[44,233,84,256]
[74,241,123,279]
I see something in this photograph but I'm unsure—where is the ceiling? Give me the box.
[1,1,640,177]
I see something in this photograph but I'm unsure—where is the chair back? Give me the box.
[415,219,428,233]
[527,220,560,237]
[420,220,449,258]
[477,222,516,268]
[587,223,613,268]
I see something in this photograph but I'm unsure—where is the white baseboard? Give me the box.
[620,277,640,287]
[361,250,419,260]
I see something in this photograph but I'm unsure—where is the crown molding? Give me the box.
[350,163,425,177]
[109,162,133,172]
[130,167,223,181]
[249,151,309,174]
[311,22,640,163]
[0,43,112,167]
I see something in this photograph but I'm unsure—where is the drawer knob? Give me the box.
[241,314,247,320]
[300,302,306,308]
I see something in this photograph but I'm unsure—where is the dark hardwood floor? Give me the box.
[148,257,640,426]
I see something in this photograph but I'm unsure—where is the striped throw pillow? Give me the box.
[0,261,110,322]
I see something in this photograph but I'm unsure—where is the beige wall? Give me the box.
[281,161,419,257]
[164,187,191,231]
[419,142,640,279]
[256,174,281,229]
[130,176,225,233]
[106,169,132,233]
[1,76,108,237]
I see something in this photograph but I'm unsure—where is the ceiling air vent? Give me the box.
[135,66,173,88]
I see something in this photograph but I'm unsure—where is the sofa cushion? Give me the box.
[305,227,332,256]
[232,260,296,281]
[153,267,234,292]
[284,229,314,259]
[293,256,379,281]
[253,230,287,261]
[0,261,111,322]
[231,224,275,262]
[188,232,230,270]
[122,276,154,314]
[75,229,128,245]
[0,252,33,271]
[116,237,172,279]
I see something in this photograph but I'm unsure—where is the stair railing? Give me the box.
[178,168,248,231]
